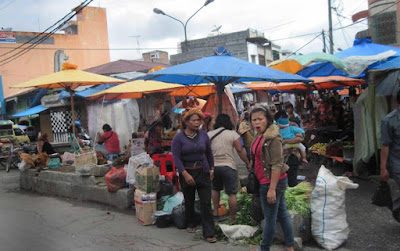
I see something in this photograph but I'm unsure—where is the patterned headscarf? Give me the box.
[181,108,204,123]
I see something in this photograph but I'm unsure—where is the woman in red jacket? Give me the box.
[95,124,120,155]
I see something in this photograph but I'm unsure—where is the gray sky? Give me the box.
[0,0,368,61]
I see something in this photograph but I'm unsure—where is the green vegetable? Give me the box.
[284,182,312,217]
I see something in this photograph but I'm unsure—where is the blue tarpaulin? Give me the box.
[12,105,48,118]
[144,52,311,85]
[298,40,400,78]
[231,87,252,94]
[59,84,118,99]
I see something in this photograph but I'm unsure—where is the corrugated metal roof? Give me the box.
[85,59,169,75]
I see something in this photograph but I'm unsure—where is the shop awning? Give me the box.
[12,105,48,118]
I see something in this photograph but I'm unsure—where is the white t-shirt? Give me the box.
[208,127,240,170]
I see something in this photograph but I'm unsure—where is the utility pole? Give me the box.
[328,0,334,54]
[129,35,141,59]
[322,30,327,53]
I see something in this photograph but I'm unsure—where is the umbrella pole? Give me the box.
[217,84,224,114]
[69,88,76,135]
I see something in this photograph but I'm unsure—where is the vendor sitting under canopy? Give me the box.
[95,124,121,155]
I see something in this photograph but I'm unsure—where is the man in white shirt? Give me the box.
[208,114,251,222]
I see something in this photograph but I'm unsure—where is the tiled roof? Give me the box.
[85,59,169,75]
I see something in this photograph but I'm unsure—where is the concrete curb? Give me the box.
[20,169,134,209]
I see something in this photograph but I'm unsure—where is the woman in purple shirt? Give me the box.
[172,108,216,243]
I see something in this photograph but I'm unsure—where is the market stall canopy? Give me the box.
[169,84,215,97]
[298,38,400,78]
[11,62,125,133]
[59,84,118,99]
[11,68,125,90]
[144,49,311,84]
[247,76,364,91]
[247,82,311,91]
[268,52,347,74]
[142,47,311,112]
[88,80,183,101]
[338,88,361,96]
[11,105,48,118]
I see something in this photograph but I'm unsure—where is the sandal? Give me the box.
[206,237,217,243]
[186,227,196,233]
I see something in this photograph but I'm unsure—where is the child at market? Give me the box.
[277,116,308,163]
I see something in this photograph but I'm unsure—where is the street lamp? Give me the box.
[153,0,214,52]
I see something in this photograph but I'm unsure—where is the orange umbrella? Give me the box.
[247,82,311,91]
[247,76,364,91]
[311,76,364,89]
[338,88,361,96]
[169,84,215,97]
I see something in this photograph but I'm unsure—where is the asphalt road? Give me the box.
[1,160,399,250]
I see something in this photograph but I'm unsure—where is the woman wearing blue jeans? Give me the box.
[250,107,295,251]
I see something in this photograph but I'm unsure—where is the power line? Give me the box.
[0,0,90,58]
[271,0,400,43]
[0,46,178,51]
[259,21,295,32]
[284,33,322,58]
[0,0,93,66]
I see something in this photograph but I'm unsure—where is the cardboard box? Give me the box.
[134,189,157,226]
[134,165,160,193]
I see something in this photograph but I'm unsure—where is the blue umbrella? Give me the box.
[143,47,311,112]
[298,38,400,78]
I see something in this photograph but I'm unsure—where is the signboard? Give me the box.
[0,32,16,43]
[41,94,70,108]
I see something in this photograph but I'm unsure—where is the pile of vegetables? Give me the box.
[214,182,312,245]
[309,143,327,154]
[284,182,312,217]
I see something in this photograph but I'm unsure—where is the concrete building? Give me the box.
[0,6,110,99]
[142,50,169,65]
[352,0,400,46]
[170,28,281,65]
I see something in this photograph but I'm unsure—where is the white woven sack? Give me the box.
[311,165,358,250]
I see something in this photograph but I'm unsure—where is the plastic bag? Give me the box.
[218,224,258,240]
[105,167,127,193]
[247,171,260,194]
[171,203,187,229]
[62,152,75,165]
[157,180,173,199]
[250,194,264,222]
[371,181,392,209]
[126,153,153,185]
[18,160,30,171]
[162,192,184,213]
[311,165,359,250]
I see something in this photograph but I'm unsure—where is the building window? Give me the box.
[259,55,265,66]
[372,11,397,45]
[150,52,160,59]
[272,50,280,61]
[251,55,256,64]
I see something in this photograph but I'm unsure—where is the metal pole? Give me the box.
[322,30,327,53]
[0,76,6,117]
[328,0,334,54]
[68,87,76,135]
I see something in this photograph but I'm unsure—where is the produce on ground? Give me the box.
[284,182,312,217]
[309,143,327,154]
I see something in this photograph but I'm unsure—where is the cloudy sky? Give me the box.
[0,0,368,61]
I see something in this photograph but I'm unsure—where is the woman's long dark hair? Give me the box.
[214,114,233,130]
[249,107,274,129]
